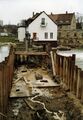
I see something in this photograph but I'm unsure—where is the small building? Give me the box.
[18,25,26,42]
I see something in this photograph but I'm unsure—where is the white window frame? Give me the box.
[44,32,48,39]
[50,32,53,39]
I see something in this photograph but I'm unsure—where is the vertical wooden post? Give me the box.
[58,55,60,76]
[76,68,81,99]
[50,51,56,76]
[70,54,75,91]
[67,56,71,89]
[0,63,4,120]
[52,48,57,76]
[73,66,78,95]
[63,57,66,83]
[65,57,68,86]
[60,56,63,79]
[80,71,83,102]
[56,53,58,75]
[66,57,69,87]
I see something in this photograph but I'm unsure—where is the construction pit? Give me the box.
[6,56,83,120]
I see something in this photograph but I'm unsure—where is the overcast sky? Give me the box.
[0,0,82,25]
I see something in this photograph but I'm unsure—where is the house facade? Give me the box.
[27,12,57,42]
[18,11,57,45]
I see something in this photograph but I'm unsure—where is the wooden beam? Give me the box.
[15,51,48,56]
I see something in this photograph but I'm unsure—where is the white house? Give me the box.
[18,11,57,43]
[27,11,57,41]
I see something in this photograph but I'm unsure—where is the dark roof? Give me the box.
[25,12,41,26]
[49,13,75,25]
[25,12,75,26]
[25,11,57,26]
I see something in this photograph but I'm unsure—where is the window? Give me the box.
[44,32,48,39]
[41,18,45,25]
[50,33,53,39]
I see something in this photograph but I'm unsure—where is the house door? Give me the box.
[33,33,37,39]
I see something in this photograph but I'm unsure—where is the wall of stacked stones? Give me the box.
[58,29,83,46]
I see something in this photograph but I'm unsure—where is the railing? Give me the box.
[52,48,83,102]
[0,45,15,120]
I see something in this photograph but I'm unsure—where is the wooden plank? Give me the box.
[73,66,78,95]
[70,54,75,91]
[50,51,56,76]
[80,71,83,103]
[15,51,48,56]
[76,68,81,99]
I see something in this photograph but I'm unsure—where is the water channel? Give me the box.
[0,45,10,62]
[58,49,83,70]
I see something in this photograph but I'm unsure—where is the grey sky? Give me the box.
[0,0,82,24]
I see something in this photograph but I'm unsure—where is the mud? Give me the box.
[6,66,83,120]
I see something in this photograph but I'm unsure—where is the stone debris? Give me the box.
[35,72,43,80]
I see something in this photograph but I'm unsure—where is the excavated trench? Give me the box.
[6,56,83,120]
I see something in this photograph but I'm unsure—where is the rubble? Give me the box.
[35,72,43,80]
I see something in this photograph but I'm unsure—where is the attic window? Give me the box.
[41,18,45,25]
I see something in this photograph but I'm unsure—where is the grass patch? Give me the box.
[0,36,18,43]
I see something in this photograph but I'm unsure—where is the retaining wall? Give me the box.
[0,45,15,120]
[52,49,83,103]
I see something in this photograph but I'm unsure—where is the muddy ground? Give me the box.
[7,88,83,120]
[6,65,83,120]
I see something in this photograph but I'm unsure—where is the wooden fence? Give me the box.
[52,48,83,102]
[0,45,15,120]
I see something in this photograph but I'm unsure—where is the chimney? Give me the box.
[66,11,68,14]
[33,12,35,17]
